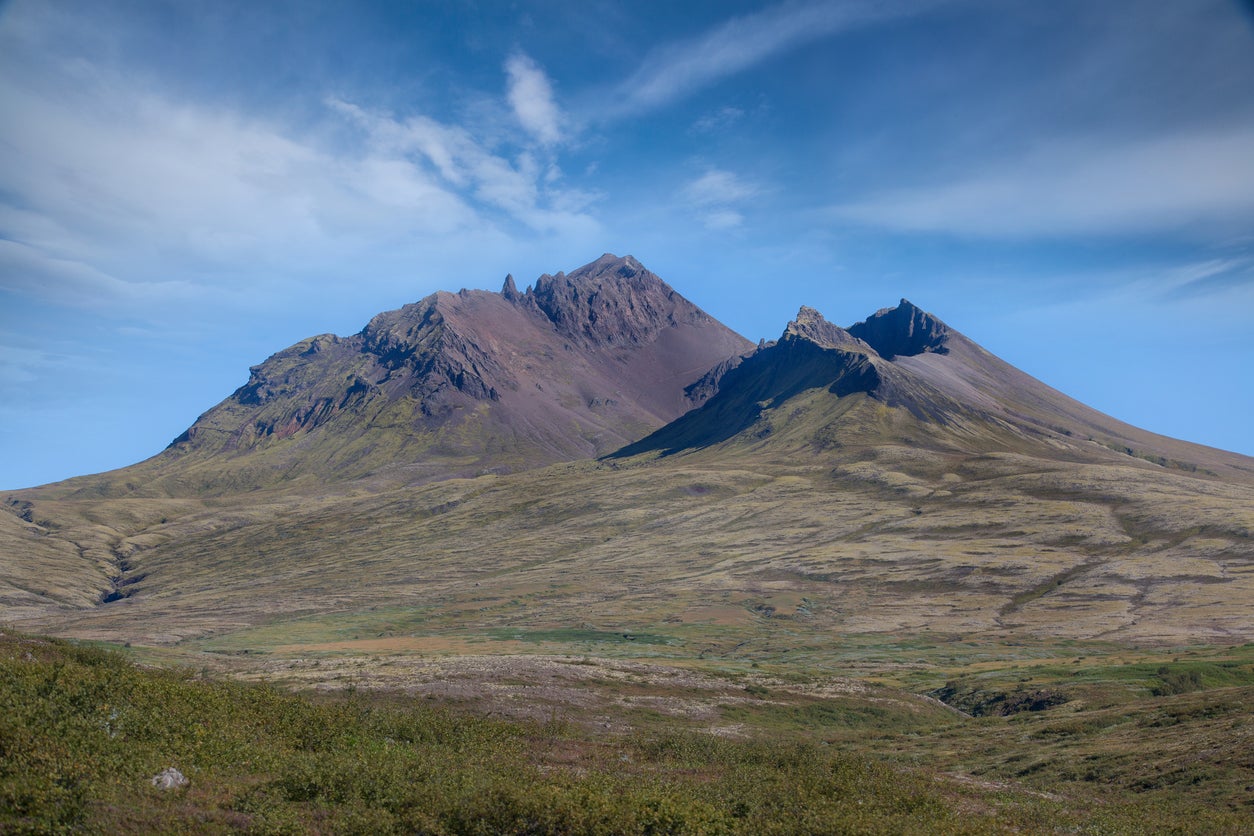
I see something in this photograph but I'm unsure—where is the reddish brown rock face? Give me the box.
[157,254,753,492]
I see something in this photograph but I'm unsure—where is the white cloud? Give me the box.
[830,126,1254,239]
[329,99,595,236]
[1158,257,1254,299]
[0,50,600,314]
[680,169,759,229]
[609,0,933,116]
[505,53,563,145]
[682,170,759,207]
[0,71,488,288]
[701,210,747,230]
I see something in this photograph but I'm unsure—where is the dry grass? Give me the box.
[5,436,1250,656]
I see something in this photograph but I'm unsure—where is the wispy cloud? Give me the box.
[0,69,479,288]
[505,53,563,145]
[682,170,759,206]
[0,239,200,308]
[0,344,63,387]
[680,169,760,229]
[607,0,933,117]
[329,99,595,234]
[0,45,598,314]
[830,126,1254,239]
[1159,257,1254,299]
[692,106,746,134]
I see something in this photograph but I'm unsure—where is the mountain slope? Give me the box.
[54,255,753,496]
[614,301,1253,482]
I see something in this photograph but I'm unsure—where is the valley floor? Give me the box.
[5,629,1252,833]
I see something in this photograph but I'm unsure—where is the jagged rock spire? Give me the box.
[501,274,520,303]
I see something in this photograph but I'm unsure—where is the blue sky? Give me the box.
[2,0,1253,489]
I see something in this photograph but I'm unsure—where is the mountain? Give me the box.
[2,268,1252,650]
[5,267,1254,832]
[56,254,753,495]
[614,301,1252,481]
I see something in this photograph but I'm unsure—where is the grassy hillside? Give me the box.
[0,631,1021,834]
[5,630,1254,834]
[8,436,1251,651]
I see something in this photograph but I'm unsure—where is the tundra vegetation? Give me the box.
[4,631,1254,834]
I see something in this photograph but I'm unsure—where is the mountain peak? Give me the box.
[783,306,869,352]
[848,298,949,360]
[794,304,825,323]
[147,256,752,492]
[526,254,707,346]
[572,253,644,278]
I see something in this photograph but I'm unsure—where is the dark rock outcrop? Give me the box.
[848,299,949,359]
[500,273,521,303]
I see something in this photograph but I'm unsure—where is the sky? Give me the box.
[2,0,1253,489]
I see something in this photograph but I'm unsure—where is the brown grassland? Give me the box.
[4,410,1254,831]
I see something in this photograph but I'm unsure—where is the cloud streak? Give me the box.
[607,0,933,116]
[1159,257,1254,300]
[830,125,1254,239]
[0,239,200,308]
[0,345,62,387]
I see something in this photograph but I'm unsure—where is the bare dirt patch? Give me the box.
[271,636,529,654]
[235,651,929,735]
